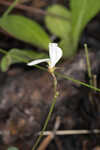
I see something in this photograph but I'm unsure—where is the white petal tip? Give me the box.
[27,59,50,66]
[27,62,34,66]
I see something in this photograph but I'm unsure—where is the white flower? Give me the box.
[27,43,63,72]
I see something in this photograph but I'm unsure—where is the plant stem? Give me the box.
[2,0,20,18]
[34,65,100,92]
[0,0,69,20]
[33,65,100,92]
[32,73,59,150]
[84,44,92,85]
[56,72,100,92]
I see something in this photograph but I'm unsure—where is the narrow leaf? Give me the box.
[0,48,47,72]
[0,15,51,50]
[45,4,71,38]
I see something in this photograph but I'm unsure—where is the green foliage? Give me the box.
[59,38,74,57]
[45,4,73,57]
[45,4,71,38]
[0,0,100,71]
[8,147,19,150]
[0,15,51,50]
[70,0,100,50]
[0,49,47,72]
[45,1,100,57]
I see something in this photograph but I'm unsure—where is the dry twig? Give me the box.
[37,116,61,150]
[39,129,100,136]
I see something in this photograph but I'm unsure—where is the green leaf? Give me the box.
[8,147,19,150]
[45,4,71,38]
[0,48,47,72]
[0,15,51,50]
[59,38,74,58]
[70,0,100,49]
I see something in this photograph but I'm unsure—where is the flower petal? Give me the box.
[27,58,50,66]
[49,43,63,68]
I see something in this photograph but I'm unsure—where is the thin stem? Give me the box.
[84,44,93,104]
[56,72,100,92]
[84,44,92,85]
[2,0,20,18]
[33,65,100,92]
[51,72,58,94]
[32,73,59,150]
[0,0,70,21]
